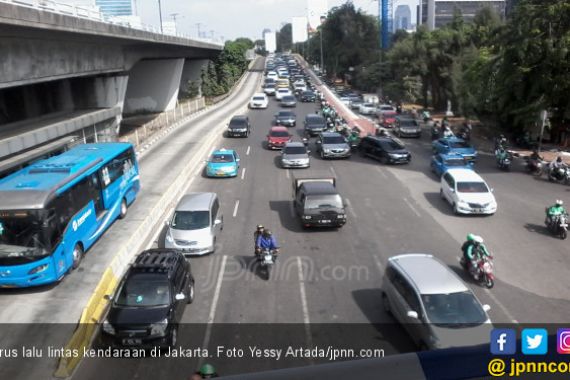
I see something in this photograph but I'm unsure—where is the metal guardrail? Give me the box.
[1,0,224,46]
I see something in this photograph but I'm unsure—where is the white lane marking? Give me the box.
[403,197,422,218]
[286,169,290,179]
[375,166,388,178]
[373,255,384,274]
[199,255,228,365]
[330,166,337,177]
[246,146,251,155]
[484,288,518,324]
[297,256,313,348]
[241,167,246,180]
[232,200,240,217]
[345,198,357,219]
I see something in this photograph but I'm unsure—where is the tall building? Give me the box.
[394,4,412,32]
[419,0,506,30]
[95,0,133,17]
[262,28,271,39]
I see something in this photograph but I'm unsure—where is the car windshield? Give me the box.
[253,96,265,101]
[449,141,471,149]
[363,103,374,107]
[381,140,405,150]
[284,146,307,154]
[0,210,52,264]
[171,210,210,230]
[445,158,468,166]
[210,154,234,163]
[307,116,325,124]
[277,111,295,117]
[271,131,290,137]
[229,120,247,127]
[457,181,489,193]
[278,90,289,93]
[305,195,343,210]
[380,106,394,111]
[115,274,171,307]
[323,136,346,144]
[282,96,295,101]
[421,292,487,327]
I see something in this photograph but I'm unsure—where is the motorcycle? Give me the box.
[460,254,495,289]
[547,166,570,184]
[458,128,471,142]
[546,212,568,240]
[257,248,277,280]
[525,157,545,176]
[496,149,512,171]
[431,126,440,141]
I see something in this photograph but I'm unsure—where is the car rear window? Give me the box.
[421,292,487,326]
[323,136,346,144]
[270,131,290,137]
[253,96,265,101]
[457,181,489,193]
[282,96,295,101]
[381,140,405,150]
[284,146,307,154]
[278,111,295,117]
[449,141,470,149]
[210,154,234,163]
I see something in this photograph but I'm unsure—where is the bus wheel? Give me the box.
[72,244,83,270]
[119,199,128,219]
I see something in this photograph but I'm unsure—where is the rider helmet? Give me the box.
[199,363,216,377]
[556,200,563,206]
[263,229,272,237]
[557,157,562,163]
[466,233,475,241]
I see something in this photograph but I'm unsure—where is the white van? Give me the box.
[440,168,497,215]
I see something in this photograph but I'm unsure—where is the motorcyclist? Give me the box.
[463,235,491,280]
[549,157,568,181]
[545,200,567,227]
[253,224,264,251]
[442,126,454,138]
[496,146,510,164]
[255,230,279,257]
[376,127,390,137]
[495,134,508,152]
[347,130,360,145]
[529,149,543,161]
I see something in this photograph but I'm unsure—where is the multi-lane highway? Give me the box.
[71,58,570,378]
[1,57,568,379]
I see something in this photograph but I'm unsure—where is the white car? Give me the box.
[293,83,307,92]
[339,96,351,106]
[275,88,292,100]
[376,104,397,116]
[359,103,377,115]
[440,168,497,215]
[249,93,268,109]
[266,71,279,81]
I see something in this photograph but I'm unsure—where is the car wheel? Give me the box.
[187,282,195,304]
[320,150,325,159]
[72,244,84,270]
[168,326,178,347]
[439,189,445,200]
[381,155,389,164]
[119,199,128,219]
[452,202,460,215]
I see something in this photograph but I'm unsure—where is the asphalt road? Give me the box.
[72,63,570,379]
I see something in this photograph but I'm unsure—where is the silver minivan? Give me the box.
[164,193,223,255]
[382,254,492,350]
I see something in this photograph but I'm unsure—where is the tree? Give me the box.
[276,23,292,52]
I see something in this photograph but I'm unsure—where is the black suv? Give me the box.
[226,115,251,137]
[304,114,326,137]
[101,249,194,348]
[359,136,411,164]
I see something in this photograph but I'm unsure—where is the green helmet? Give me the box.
[199,364,216,376]
[466,233,475,241]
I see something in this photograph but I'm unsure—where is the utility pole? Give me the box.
[196,23,202,38]
[157,0,163,33]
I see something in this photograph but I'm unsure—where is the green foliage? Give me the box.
[277,23,292,52]
[201,38,253,97]
[180,79,200,99]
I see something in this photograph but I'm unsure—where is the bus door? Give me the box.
[88,173,105,218]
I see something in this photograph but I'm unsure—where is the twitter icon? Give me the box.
[522,329,548,355]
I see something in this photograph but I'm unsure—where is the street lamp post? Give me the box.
[157,0,163,33]
[319,29,324,73]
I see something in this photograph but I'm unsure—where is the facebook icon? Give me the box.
[491,329,516,355]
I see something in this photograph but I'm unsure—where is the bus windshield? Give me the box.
[0,210,52,264]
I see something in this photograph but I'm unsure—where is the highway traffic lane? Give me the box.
[370,132,570,323]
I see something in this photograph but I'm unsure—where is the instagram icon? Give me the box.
[557,329,570,354]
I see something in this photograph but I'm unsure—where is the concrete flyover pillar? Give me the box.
[180,59,209,97]
[123,58,185,114]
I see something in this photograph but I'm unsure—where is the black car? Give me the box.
[101,249,194,348]
[300,90,317,102]
[304,114,327,136]
[274,110,296,127]
[359,136,411,164]
[226,115,251,137]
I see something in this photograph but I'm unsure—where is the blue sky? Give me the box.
[136,0,419,41]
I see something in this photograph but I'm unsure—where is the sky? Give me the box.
[135,0,420,41]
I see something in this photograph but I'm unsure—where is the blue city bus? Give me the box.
[0,143,141,287]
